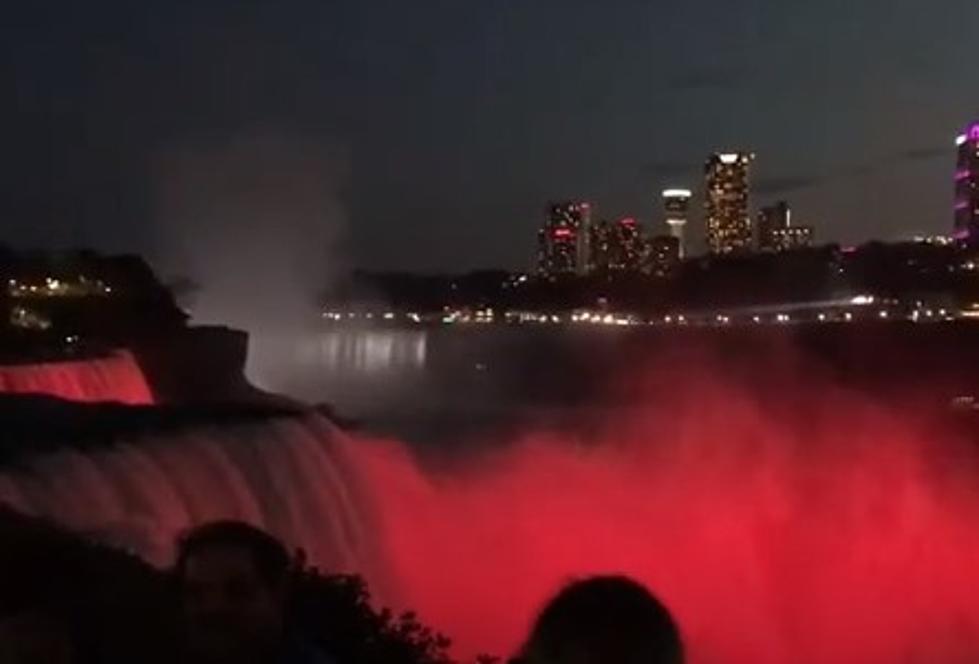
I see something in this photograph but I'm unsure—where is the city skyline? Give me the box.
[536,149,811,275]
[2,1,978,273]
[535,118,979,271]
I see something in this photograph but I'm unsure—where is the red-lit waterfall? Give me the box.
[2,382,979,663]
[0,413,381,581]
[0,351,154,404]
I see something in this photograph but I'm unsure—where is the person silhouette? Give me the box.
[174,521,334,664]
[516,575,683,664]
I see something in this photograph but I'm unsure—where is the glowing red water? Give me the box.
[5,346,979,662]
[349,375,979,663]
[0,351,154,404]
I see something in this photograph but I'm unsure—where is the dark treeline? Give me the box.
[0,508,470,664]
[0,248,186,363]
[329,241,978,314]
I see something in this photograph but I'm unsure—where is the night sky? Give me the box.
[3,1,979,273]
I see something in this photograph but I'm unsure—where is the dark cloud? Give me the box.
[665,67,748,92]
[828,146,947,185]
[1,0,976,268]
[769,146,946,196]
[754,174,825,196]
[640,160,695,179]
[898,146,947,162]
[840,162,877,178]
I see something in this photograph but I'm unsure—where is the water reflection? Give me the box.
[298,329,428,374]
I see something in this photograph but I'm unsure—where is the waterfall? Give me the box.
[4,375,979,662]
[0,351,154,405]
[0,411,388,593]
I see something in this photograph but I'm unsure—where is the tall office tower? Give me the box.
[705,152,754,254]
[757,201,791,251]
[662,189,692,258]
[955,122,979,239]
[537,201,592,278]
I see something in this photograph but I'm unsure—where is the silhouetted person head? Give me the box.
[518,576,683,664]
[175,521,293,664]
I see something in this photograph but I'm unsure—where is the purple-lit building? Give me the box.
[955,122,979,239]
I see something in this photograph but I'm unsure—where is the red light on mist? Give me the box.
[0,351,154,404]
[553,228,574,239]
[349,364,979,663]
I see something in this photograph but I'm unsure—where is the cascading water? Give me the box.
[0,351,154,405]
[0,412,387,593]
[4,361,979,662]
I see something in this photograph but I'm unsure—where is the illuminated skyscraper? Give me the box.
[955,122,979,239]
[705,152,754,255]
[662,189,692,258]
[537,202,592,278]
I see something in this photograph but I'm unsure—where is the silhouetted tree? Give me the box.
[0,509,485,664]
